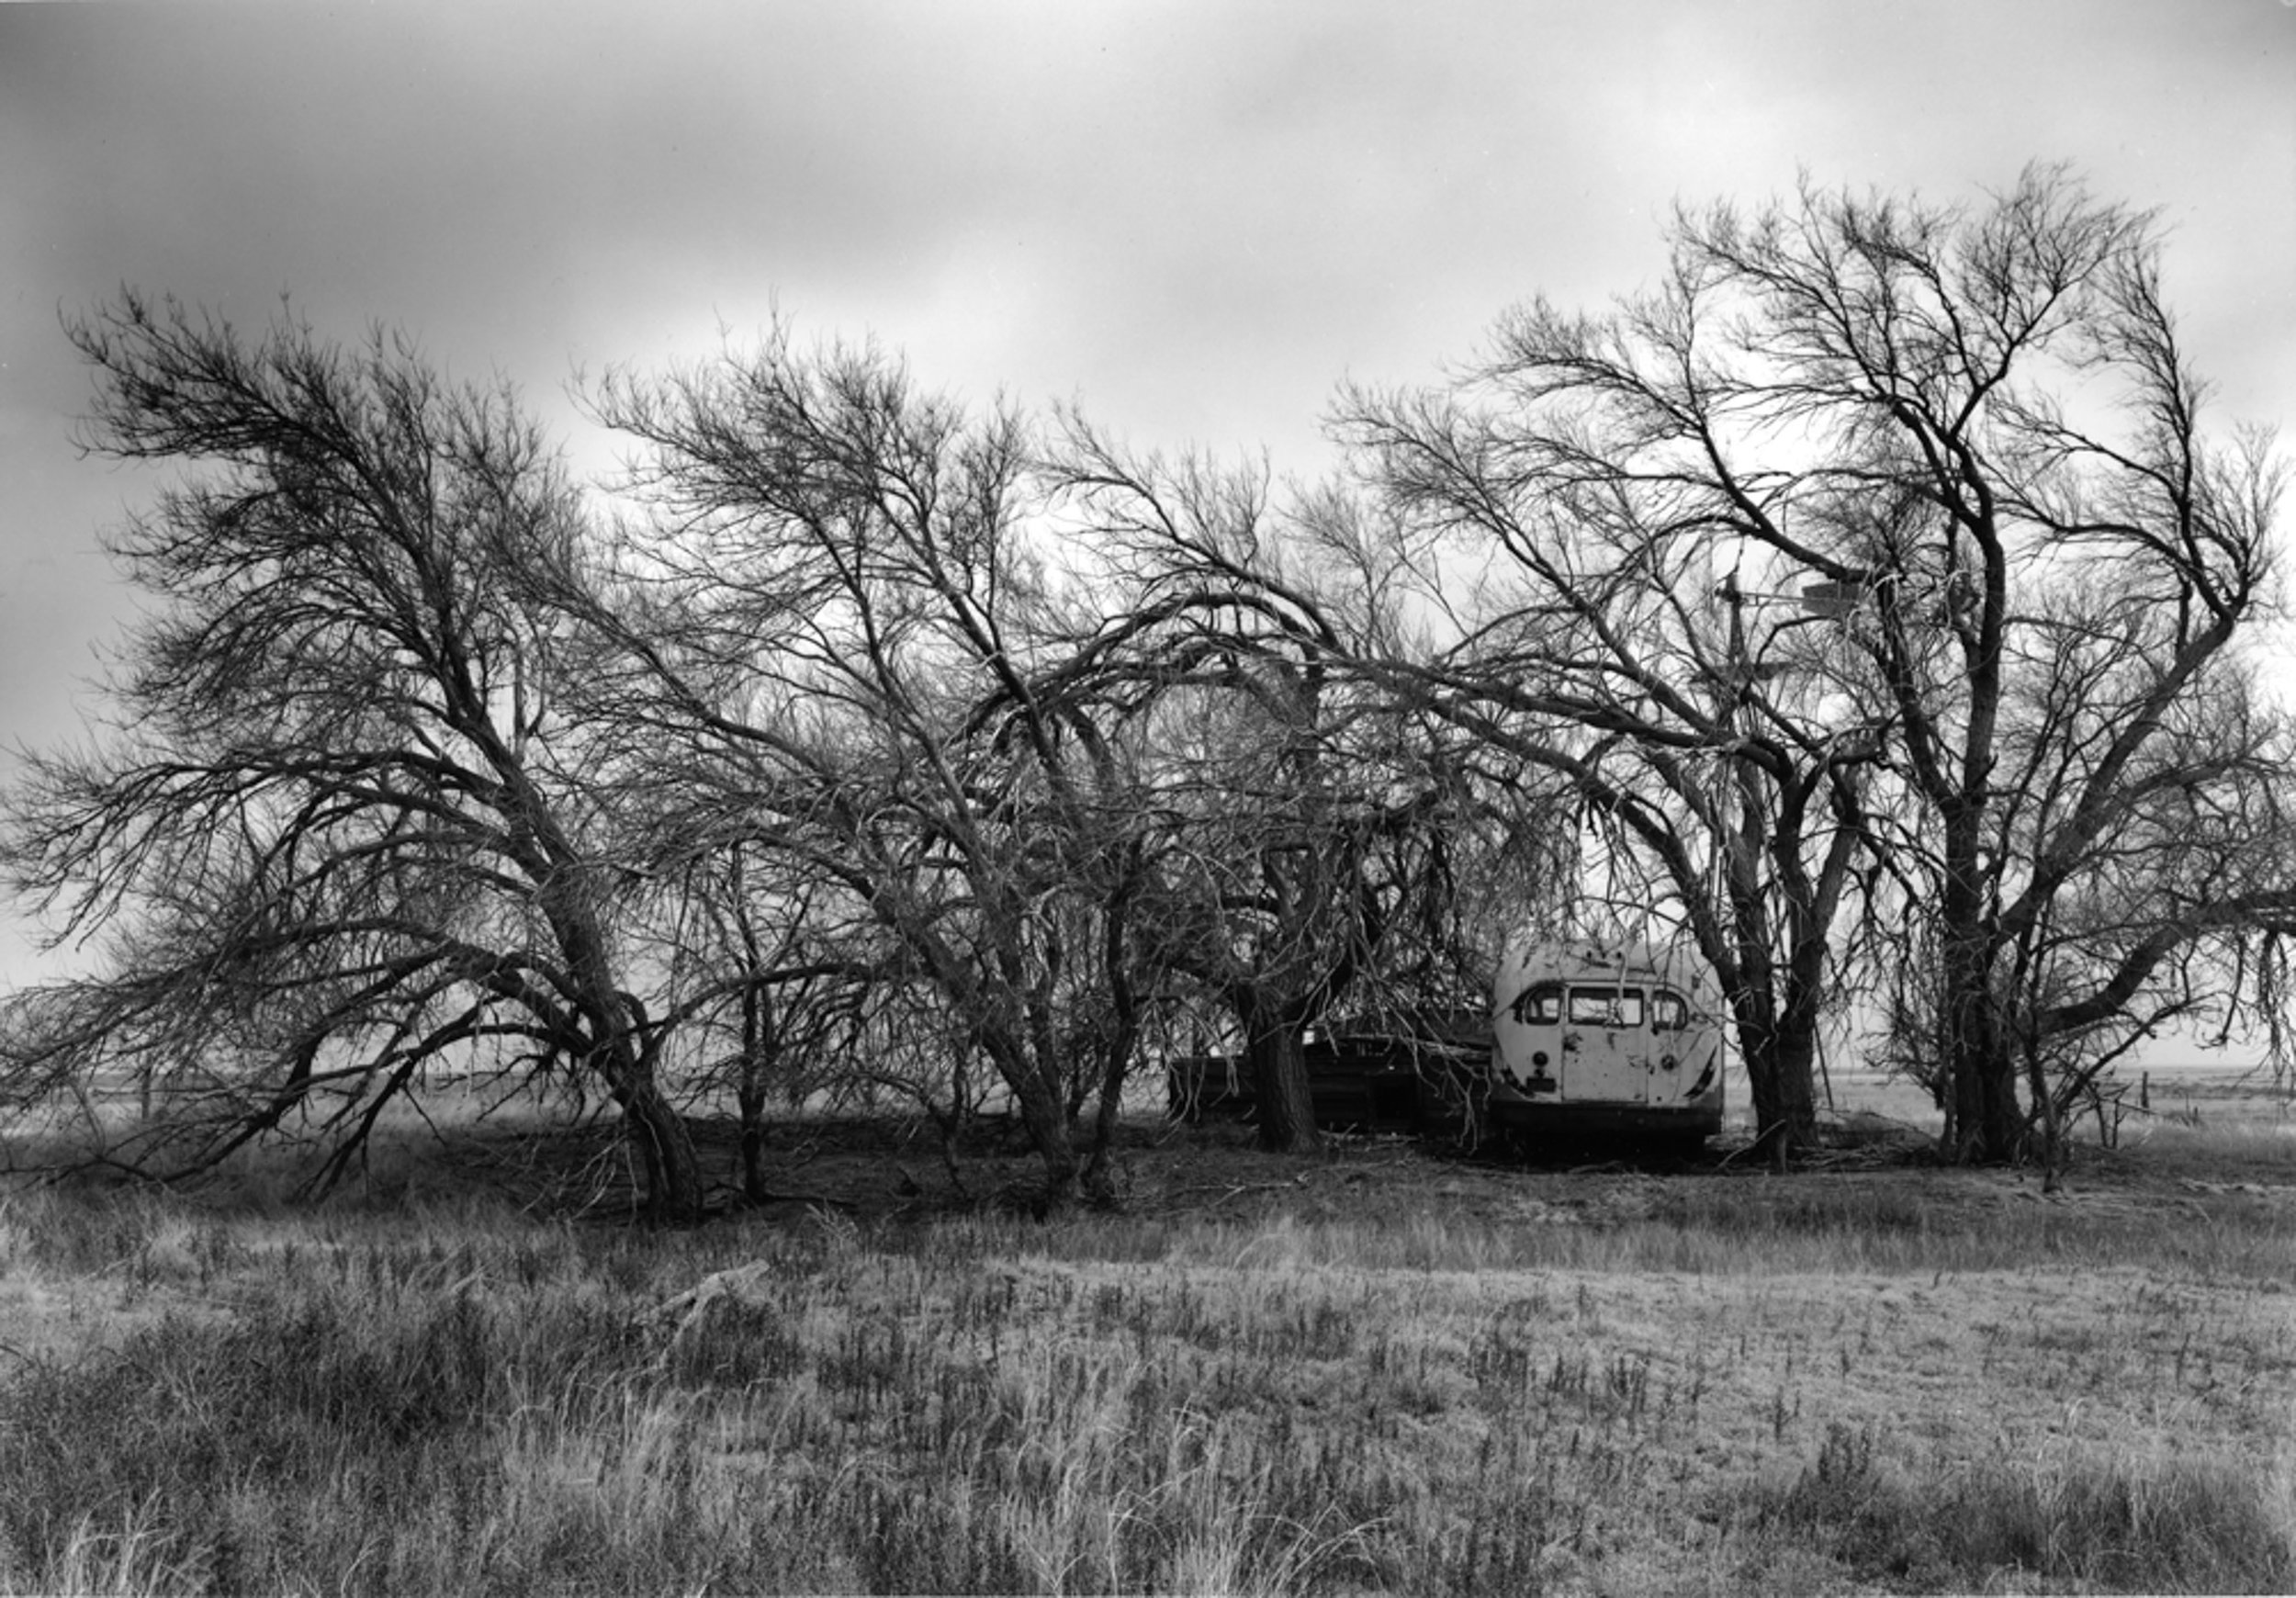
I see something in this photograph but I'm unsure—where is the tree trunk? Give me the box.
[1013,1077,1082,1210]
[517,806,707,1221]
[737,983,773,1205]
[2021,1038,2064,1190]
[1951,1044,2024,1164]
[1081,1007,1142,1205]
[1716,943,1819,1165]
[1941,939,2023,1164]
[1246,1021,1322,1154]
[1739,1015,1819,1165]
[617,1067,707,1223]
[1082,1071,1126,1204]
[1083,876,1144,1205]
[975,1024,1081,1211]
[737,1060,771,1207]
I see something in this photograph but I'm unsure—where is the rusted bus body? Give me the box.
[1165,940,1723,1150]
[1488,938,1723,1145]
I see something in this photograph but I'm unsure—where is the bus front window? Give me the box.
[1567,987,1645,1028]
[1512,984,1563,1024]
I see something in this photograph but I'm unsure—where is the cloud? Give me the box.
[0,0,2286,780]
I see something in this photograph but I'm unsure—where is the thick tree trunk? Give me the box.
[1717,943,1819,1165]
[1948,1042,2024,1164]
[1739,1016,1819,1165]
[1940,939,2024,1164]
[1246,1021,1322,1154]
[616,1067,707,1223]
[1932,804,2026,1163]
[514,795,707,1221]
[974,1022,1082,1211]
[1014,1079,1082,1210]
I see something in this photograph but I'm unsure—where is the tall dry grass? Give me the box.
[0,1120,2289,1594]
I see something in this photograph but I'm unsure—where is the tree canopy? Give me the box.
[2,168,2286,1210]
[0,294,706,1215]
[1336,163,2293,1160]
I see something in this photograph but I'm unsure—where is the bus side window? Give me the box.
[1568,987,1644,1028]
[1512,983,1563,1024]
[1651,992,1688,1031]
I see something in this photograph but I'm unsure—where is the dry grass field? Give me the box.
[0,1074,2290,1594]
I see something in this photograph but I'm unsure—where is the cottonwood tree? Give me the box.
[1047,433,1491,1153]
[0,295,707,1218]
[590,329,1152,1205]
[1684,169,2293,1160]
[1134,663,1410,1154]
[1334,331,1888,1161]
[1342,165,2294,1162]
[1854,501,2296,1163]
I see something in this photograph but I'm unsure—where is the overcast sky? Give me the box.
[1,0,2291,983]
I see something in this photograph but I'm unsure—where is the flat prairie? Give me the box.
[0,1075,2290,1595]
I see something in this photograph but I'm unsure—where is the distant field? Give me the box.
[1736,1058,2293,1142]
[0,1100,2290,1595]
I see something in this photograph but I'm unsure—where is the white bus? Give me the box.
[1488,938,1724,1147]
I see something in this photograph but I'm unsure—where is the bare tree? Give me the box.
[0,295,707,1217]
[1334,328,1888,1161]
[1046,431,1499,1153]
[590,328,1152,1205]
[1341,165,2293,1162]
[1863,565,2296,1165]
[1683,167,2293,1159]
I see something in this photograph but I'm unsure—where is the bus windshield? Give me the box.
[1512,983,1563,1024]
[1567,987,1644,1027]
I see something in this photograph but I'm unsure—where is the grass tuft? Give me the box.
[1729,1424,2296,1593]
